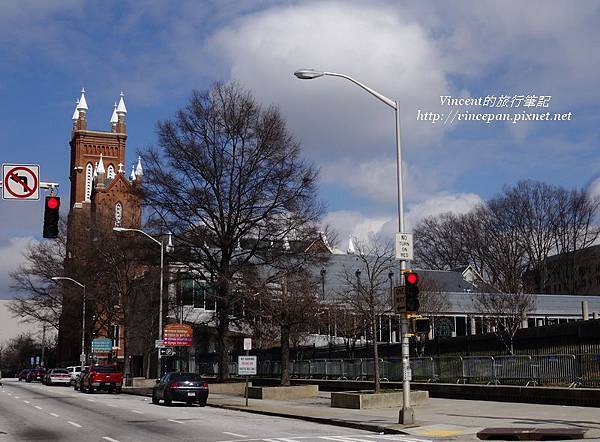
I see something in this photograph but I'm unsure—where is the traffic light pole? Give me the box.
[395,100,414,425]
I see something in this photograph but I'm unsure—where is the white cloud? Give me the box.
[405,192,482,230]
[0,236,34,299]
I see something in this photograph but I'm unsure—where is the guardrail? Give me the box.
[197,353,600,388]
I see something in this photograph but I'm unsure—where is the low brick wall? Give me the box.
[331,390,429,409]
[248,385,319,400]
[132,377,157,388]
[207,382,248,395]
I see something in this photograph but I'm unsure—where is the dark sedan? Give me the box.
[152,372,208,406]
[18,369,31,381]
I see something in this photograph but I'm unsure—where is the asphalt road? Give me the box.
[0,379,430,442]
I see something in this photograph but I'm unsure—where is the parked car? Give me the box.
[152,372,208,406]
[73,367,89,391]
[80,364,123,394]
[26,368,46,383]
[43,368,71,386]
[66,366,83,385]
[18,369,31,381]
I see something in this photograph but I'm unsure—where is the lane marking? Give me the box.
[50,413,60,417]
[223,432,248,438]
[34,405,43,410]
[102,438,121,442]
[14,396,20,399]
[7,393,12,396]
[67,421,82,428]
[168,419,185,424]
[23,400,30,404]
[131,409,144,414]
[86,398,95,402]
[108,404,118,408]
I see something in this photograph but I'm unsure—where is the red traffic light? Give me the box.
[405,272,418,285]
[46,197,60,210]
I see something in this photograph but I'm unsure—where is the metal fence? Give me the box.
[196,353,600,388]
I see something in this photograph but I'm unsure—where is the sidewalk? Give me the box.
[124,388,600,440]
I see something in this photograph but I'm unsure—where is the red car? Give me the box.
[26,368,46,383]
[80,364,123,394]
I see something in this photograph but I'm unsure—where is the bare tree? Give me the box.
[414,213,469,270]
[472,291,535,354]
[338,237,395,393]
[141,82,321,381]
[9,222,68,330]
[552,188,600,294]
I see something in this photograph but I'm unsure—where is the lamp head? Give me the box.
[112,227,127,232]
[294,69,325,80]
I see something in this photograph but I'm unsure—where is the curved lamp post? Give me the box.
[294,68,414,424]
[113,227,173,377]
[52,276,86,369]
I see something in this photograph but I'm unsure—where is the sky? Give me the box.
[0,0,599,300]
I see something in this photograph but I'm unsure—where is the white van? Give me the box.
[66,366,82,385]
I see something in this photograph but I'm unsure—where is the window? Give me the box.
[114,202,123,227]
[85,163,93,201]
[107,164,115,179]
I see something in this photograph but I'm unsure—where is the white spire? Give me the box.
[77,88,88,112]
[116,91,127,115]
[110,102,118,124]
[129,164,136,181]
[135,156,143,176]
[93,161,98,178]
[97,153,105,175]
[71,99,80,121]
[347,235,356,254]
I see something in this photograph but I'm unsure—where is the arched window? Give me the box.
[85,163,93,202]
[107,164,115,180]
[114,202,123,227]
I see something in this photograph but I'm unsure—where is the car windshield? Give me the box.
[93,365,118,373]
[171,373,203,382]
[52,369,69,374]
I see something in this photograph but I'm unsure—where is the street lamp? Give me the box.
[51,276,86,369]
[113,227,173,377]
[294,68,414,424]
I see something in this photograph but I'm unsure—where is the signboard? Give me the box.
[2,164,39,200]
[238,356,257,376]
[80,353,86,363]
[91,338,113,353]
[395,232,413,261]
[393,286,406,314]
[159,347,175,357]
[403,367,412,382]
[243,338,252,351]
[163,323,193,346]
[155,339,165,348]
[434,317,454,338]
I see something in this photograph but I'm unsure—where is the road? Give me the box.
[0,379,430,442]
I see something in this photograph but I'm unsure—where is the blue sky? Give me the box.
[1,0,599,299]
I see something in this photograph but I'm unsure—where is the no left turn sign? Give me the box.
[2,164,40,200]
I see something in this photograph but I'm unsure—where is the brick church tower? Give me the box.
[58,88,143,364]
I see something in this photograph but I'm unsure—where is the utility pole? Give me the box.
[41,324,47,368]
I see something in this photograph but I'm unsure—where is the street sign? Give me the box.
[163,323,193,346]
[159,347,174,357]
[80,353,86,363]
[434,317,454,338]
[2,164,40,200]
[393,286,406,314]
[395,232,413,261]
[238,356,257,376]
[243,338,252,351]
[91,338,113,353]
[403,367,412,381]
[155,339,165,348]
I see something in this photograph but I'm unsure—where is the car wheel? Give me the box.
[115,387,122,394]
[87,384,94,394]
[163,392,172,406]
[151,393,159,405]
[198,399,207,407]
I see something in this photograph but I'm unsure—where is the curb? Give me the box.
[122,388,407,435]
[205,402,408,435]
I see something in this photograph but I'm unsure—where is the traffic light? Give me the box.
[405,271,419,312]
[43,196,60,238]
[413,318,430,334]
